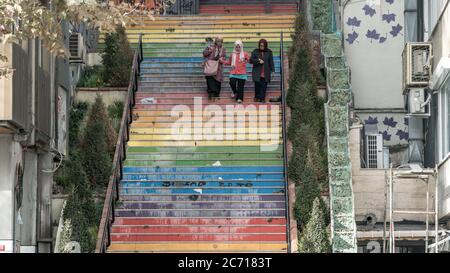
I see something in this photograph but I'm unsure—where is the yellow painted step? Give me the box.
[129,134,281,141]
[127,140,283,147]
[108,242,287,252]
[133,110,281,116]
[100,36,292,43]
[134,116,282,122]
[119,28,294,34]
[124,23,295,30]
[130,127,281,134]
[130,14,296,21]
[130,123,281,128]
[100,33,292,40]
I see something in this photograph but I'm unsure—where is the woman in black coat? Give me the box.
[250,39,275,103]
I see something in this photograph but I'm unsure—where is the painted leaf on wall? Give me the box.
[365,116,379,125]
[346,31,359,45]
[396,130,409,140]
[363,5,376,17]
[390,24,403,37]
[386,0,395,5]
[366,29,380,42]
[380,131,392,141]
[383,117,398,128]
[382,13,396,23]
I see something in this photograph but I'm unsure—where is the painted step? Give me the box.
[126,145,283,153]
[121,180,285,187]
[123,160,283,167]
[118,201,285,210]
[120,194,286,202]
[107,242,287,253]
[111,226,286,234]
[125,152,282,160]
[111,233,286,242]
[114,208,285,217]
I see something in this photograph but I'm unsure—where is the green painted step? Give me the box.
[126,153,282,160]
[126,145,283,153]
[123,159,284,167]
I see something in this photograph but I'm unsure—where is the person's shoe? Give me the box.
[269,96,281,102]
[231,92,236,98]
[208,93,213,100]
[253,98,259,102]
[237,99,243,104]
[259,98,266,103]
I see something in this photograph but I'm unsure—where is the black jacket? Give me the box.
[250,48,275,82]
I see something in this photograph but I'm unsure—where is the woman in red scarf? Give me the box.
[250,39,275,103]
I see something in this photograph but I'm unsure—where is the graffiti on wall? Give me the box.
[359,113,409,146]
[345,0,403,45]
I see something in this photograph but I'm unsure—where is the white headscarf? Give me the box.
[231,40,245,67]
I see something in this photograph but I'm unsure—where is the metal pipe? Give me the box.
[389,163,394,253]
[435,164,439,253]
[425,183,429,252]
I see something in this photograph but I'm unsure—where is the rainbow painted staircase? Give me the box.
[198,0,298,14]
[100,14,295,253]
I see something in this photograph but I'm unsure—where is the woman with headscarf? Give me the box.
[223,40,250,103]
[250,39,275,103]
[203,37,227,101]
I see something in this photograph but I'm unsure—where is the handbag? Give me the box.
[203,46,222,76]
[203,59,219,76]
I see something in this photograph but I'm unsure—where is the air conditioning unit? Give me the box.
[69,33,84,64]
[408,88,426,114]
[365,134,384,169]
[402,43,433,90]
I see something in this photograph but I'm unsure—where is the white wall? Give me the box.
[343,0,405,109]
[0,135,23,253]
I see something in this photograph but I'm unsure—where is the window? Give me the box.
[439,75,450,161]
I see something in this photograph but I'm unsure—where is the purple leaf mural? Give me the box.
[380,131,392,141]
[379,35,387,43]
[382,13,396,23]
[404,118,409,126]
[390,24,403,37]
[363,5,376,17]
[347,16,361,28]
[346,31,359,45]
[396,130,409,141]
[386,0,394,4]
[383,117,398,128]
[366,29,380,42]
[365,116,379,125]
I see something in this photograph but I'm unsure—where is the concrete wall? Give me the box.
[350,124,436,224]
[438,158,450,220]
[75,88,128,107]
[0,135,23,253]
[429,2,450,71]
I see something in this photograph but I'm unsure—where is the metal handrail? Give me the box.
[280,31,291,253]
[95,33,144,253]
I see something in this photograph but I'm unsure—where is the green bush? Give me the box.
[107,100,125,133]
[80,95,115,189]
[287,11,330,235]
[298,197,331,253]
[102,25,134,87]
[63,152,102,253]
[77,66,105,88]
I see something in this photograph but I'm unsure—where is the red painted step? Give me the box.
[111,233,286,242]
[114,217,286,226]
